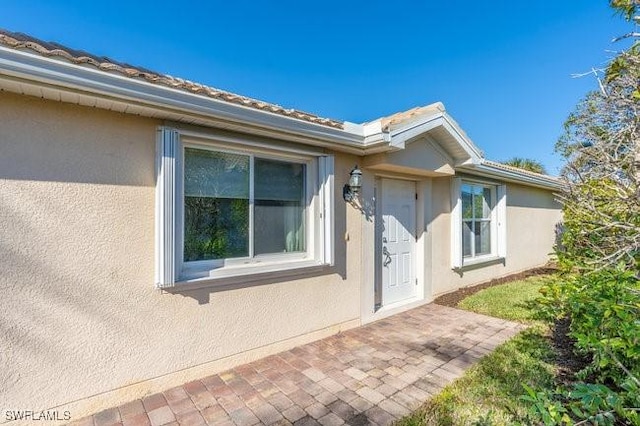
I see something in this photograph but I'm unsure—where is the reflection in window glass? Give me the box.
[462,185,473,219]
[254,159,306,255]
[475,221,491,256]
[184,148,250,261]
[462,221,472,257]
[183,148,308,262]
[461,182,493,259]
[483,187,492,219]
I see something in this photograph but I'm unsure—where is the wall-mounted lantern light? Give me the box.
[343,165,362,202]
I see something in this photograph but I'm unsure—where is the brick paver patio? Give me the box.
[71,304,524,426]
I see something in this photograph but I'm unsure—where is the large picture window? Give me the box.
[155,127,334,288]
[183,148,307,262]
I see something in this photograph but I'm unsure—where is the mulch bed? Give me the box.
[552,316,591,384]
[434,266,559,308]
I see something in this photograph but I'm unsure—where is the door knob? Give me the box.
[382,246,392,266]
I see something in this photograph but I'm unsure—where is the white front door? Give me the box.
[380,179,417,306]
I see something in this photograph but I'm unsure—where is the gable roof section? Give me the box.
[364,102,484,166]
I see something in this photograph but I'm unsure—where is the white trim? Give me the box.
[178,128,326,158]
[0,46,364,150]
[319,155,335,266]
[0,45,561,190]
[389,115,445,149]
[383,111,484,164]
[450,177,463,269]
[155,126,335,287]
[441,115,484,162]
[155,127,179,288]
[457,255,505,270]
[496,185,507,258]
[452,179,508,270]
[248,156,255,258]
[458,161,561,190]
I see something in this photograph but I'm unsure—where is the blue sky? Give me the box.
[2,1,634,174]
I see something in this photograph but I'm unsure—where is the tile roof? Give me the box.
[0,29,344,129]
[371,103,445,132]
[483,159,560,180]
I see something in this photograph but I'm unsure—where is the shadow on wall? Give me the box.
[0,92,156,187]
[173,183,353,305]
[506,185,562,210]
[0,197,143,411]
[170,267,342,305]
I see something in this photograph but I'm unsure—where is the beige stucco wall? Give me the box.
[429,176,562,297]
[0,93,362,420]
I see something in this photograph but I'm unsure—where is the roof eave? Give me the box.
[458,161,562,190]
[0,46,366,153]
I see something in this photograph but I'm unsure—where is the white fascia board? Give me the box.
[441,113,483,163]
[349,120,390,154]
[343,121,365,136]
[386,112,484,165]
[0,47,365,150]
[458,162,562,190]
[388,113,444,149]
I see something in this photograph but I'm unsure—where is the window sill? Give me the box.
[456,256,505,271]
[168,259,331,292]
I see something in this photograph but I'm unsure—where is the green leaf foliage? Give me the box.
[500,157,547,174]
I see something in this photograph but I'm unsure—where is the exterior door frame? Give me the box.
[361,174,431,324]
[375,177,418,309]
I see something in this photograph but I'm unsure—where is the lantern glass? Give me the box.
[349,167,362,192]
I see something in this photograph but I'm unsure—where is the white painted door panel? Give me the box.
[381,179,416,305]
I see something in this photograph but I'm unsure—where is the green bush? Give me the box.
[537,268,640,383]
[533,268,640,424]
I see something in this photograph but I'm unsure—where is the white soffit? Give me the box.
[0,46,366,153]
[376,110,484,166]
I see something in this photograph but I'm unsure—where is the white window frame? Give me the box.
[155,127,334,288]
[451,177,506,269]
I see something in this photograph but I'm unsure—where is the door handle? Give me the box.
[382,246,392,267]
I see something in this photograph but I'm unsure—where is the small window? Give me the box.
[451,178,506,269]
[461,183,493,258]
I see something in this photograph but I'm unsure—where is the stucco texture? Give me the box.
[0,93,361,418]
[429,177,562,296]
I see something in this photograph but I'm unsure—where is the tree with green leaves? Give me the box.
[501,157,547,174]
[555,21,639,273]
[529,2,640,425]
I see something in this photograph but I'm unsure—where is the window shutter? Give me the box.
[155,127,179,288]
[496,184,507,258]
[450,177,463,269]
[319,155,335,266]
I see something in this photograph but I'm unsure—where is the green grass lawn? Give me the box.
[396,275,558,426]
[458,275,551,324]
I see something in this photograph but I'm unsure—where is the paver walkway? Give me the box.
[72,304,524,426]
